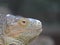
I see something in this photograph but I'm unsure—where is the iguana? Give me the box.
[0,14,42,45]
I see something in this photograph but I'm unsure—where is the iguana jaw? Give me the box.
[15,28,42,45]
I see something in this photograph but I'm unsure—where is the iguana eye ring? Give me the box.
[18,18,29,27]
[21,20,26,25]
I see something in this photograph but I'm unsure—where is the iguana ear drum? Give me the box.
[17,18,30,28]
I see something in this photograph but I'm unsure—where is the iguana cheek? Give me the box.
[5,29,26,38]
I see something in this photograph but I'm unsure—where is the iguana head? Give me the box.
[4,14,42,45]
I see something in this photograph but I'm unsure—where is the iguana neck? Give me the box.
[15,35,38,45]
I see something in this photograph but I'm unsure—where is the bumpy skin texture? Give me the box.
[0,14,42,45]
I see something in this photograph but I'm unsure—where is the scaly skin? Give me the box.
[0,14,42,45]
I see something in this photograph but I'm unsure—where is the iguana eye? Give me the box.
[18,18,29,27]
[22,20,26,23]
[20,20,27,25]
